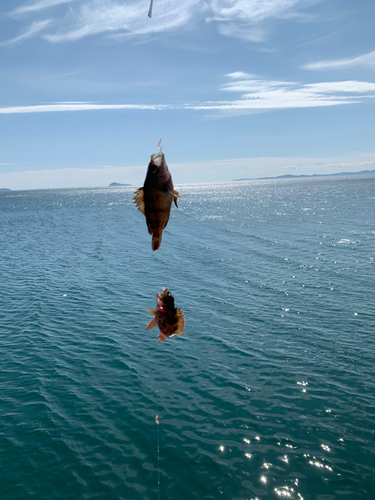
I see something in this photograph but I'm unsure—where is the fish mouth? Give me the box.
[156,293,166,313]
[156,292,163,306]
[150,152,163,168]
[156,287,169,306]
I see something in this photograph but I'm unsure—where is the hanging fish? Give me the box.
[134,149,181,251]
[147,287,185,342]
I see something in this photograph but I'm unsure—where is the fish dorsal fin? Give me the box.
[175,308,185,334]
[133,188,145,215]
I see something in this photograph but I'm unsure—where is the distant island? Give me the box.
[0,188,11,191]
[233,169,375,181]
[109,182,131,187]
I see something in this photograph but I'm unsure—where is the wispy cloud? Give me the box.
[187,73,375,112]
[11,0,77,16]
[2,0,321,46]
[1,19,51,47]
[303,50,375,70]
[43,0,146,43]
[207,0,321,42]
[227,71,255,79]
[2,74,375,115]
[216,23,266,43]
[0,102,167,114]
[2,0,204,46]
[43,0,203,43]
[208,0,316,23]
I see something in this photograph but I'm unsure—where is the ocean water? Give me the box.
[0,175,374,500]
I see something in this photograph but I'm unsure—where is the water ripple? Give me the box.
[1,178,374,499]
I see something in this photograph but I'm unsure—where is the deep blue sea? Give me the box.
[1,175,374,500]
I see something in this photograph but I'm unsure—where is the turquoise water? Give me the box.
[0,176,374,500]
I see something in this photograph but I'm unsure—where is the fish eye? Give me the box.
[150,165,157,174]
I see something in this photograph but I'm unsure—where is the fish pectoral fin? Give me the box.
[157,333,167,342]
[133,188,146,215]
[167,186,181,197]
[147,309,155,315]
[147,318,157,331]
[170,188,182,208]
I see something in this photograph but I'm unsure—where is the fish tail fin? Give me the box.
[152,235,162,251]
[157,333,167,342]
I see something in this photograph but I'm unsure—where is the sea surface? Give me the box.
[0,175,374,500]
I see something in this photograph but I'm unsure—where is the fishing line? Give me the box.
[148,0,168,149]
[159,0,167,148]
[148,0,154,18]
[155,376,162,500]
[147,0,167,151]
[147,3,168,497]
[154,347,163,500]
[156,412,161,500]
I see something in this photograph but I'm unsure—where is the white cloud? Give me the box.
[0,102,167,114]
[11,0,77,15]
[1,75,374,115]
[209,0,304,23]
[303,50,375,70]
[303,81,375,93]
[188,73,375,112]
[221,76,296,93]
[43,0,145,43]
[227,71,255,79]
[2,0,204,46]
[43,0,204,43]
[2,0,322,46]
[1,19,52,47]
[217,22,266,43]
[207,0,320,41]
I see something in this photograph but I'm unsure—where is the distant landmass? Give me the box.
[233,169,375,181]
[0,188,11,191]
[109,182,131,187]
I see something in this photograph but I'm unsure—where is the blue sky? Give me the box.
[1,0,375,189]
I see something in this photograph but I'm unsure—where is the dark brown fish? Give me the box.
[134,151,181,251]
[146,287,185,342]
